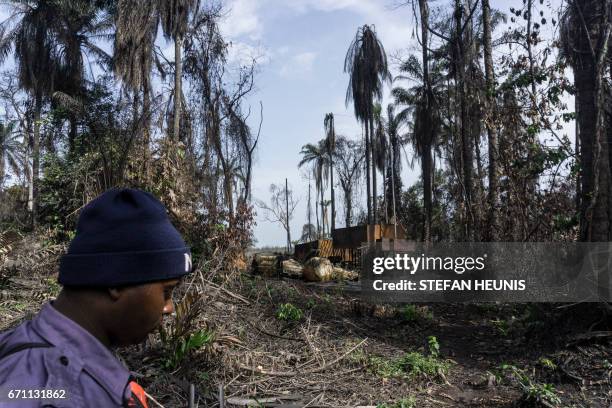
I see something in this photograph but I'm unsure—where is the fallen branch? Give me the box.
[239,338,367,377]
[202,278,251,305]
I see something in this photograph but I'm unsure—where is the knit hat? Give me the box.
[58,188,192,286]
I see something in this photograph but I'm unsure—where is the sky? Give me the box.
[215,0,571,247]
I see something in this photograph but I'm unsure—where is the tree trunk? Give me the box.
[455,0,474,240]
[418,0,433,243]
[482,0,498,241]
[364,122,372,226]
[69,115,77,155]
[31,93,41,230]
[320,176,325,236]
[142,72,151,181]
[316,192,320,237]
[173,36,183,141]
[423,143,432,242]
[330,152,335,232]
[0,143,5,191]
[370,114,377,225]
[286,178,291,252]
[308,182,313,241]
[345,188,352,227]
[573,0,612,243]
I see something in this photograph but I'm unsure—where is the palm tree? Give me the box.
[159,0,198,141]
[52,0,111,155]
[113,0,159,175]
[372,103,388,221]
[298,140,329,237]
[384,104,403,226]
[0,0,63,227]
[323,113,336,231]
[393,54,444,242]
[0,121,24,190]
[344,24,390,227]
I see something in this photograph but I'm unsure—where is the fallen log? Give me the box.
[332,266,359,281]
[282,259,303,278]
[252,253,280,277]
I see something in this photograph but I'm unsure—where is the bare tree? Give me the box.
[257,182,299,253]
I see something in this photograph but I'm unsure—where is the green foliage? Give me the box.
[354,349,451,381]
[427,335,440,357]
[498,364,561,406]
[400,304,433,322]
[276,303,303,322]
[43,277,61,297]
[164,329,216,370]
[537,357,557,371]
[306,298,317,309]
[376,397,416,408]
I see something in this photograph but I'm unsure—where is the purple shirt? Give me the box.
[0,303,133,407]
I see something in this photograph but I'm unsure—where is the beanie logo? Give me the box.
[184,253,192,272]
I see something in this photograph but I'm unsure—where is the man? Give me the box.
[0,188,193,407]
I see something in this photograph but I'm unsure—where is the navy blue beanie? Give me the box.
[59,188,192,286]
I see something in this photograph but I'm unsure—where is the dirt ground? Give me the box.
[0,237,611,407]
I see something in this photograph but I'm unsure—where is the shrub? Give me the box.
[276,303,303,322]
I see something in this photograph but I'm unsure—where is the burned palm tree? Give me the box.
[344,24,390,226]
[324,113,336,231]
[113,0,159,172]
[393,54,444,242]
[298,140,329,237]
[159,0,198,141]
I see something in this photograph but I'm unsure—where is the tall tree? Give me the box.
[113,0,159,177]
[0,0,62,227]
[334,136,364,227]
[344,24,390,228]
[481,0,499,241]
[393,53,442,242]
[159,0,198,141]
[561,0,612,242]
[298,140,329,237]
[52,0,111,155]
[383,104,403,226]
[324,113,336,231]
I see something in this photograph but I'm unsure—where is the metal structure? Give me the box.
[294,224,407,268]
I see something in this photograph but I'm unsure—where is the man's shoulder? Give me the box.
[0,322,118,407]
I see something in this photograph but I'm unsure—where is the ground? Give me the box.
[0,236,611,407]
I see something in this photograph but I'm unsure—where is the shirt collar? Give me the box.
[31,302,131,405]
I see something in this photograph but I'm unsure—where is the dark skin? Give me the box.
[52,279,180,348]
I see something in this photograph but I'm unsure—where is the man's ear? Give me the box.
[108,287,122,301]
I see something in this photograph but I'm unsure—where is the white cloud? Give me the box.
[219,0,264,40]
[279,51,317,78]
[286,0,414,52]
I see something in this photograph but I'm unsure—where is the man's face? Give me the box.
[108,279,180,346]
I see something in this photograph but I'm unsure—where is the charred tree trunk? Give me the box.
[482,0,499,241]
[173,36,183,141]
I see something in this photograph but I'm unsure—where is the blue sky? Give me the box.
[218,0,572,247]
